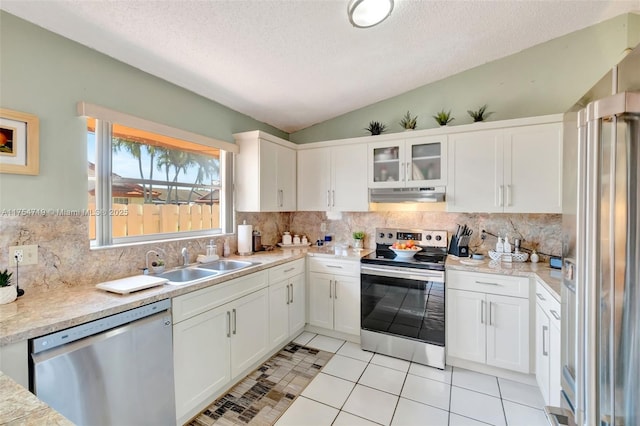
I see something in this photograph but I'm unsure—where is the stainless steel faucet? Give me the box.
[181,247,189,266]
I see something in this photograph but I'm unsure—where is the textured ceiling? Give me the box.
[2,1,639,133]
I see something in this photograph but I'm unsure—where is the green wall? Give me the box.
[0,11,287,210]
[290,13,640,143]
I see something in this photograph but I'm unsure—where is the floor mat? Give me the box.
[188,342,334,426]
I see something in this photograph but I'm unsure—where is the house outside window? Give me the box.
[85,112,234,247]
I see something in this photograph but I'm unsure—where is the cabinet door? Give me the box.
[332,144,369,211]
[503,123,562,213]
[258,140,280,211]
[269,279,290,348]
[368,140,405,188]
[535,303,551,404]
[333,275,360,336]
[446,289,486,363]
[406,136,447,186]
[276,143,297,211]
[230,288,269,378]
[308,272,334,329]
[289,274,306,335]
[173,304,231,420]
[549,322,562,406]
[447,130,503,213]
[297,148,331,211]
[486,294,529,373]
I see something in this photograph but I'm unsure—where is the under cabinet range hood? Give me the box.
[369,187,445,203]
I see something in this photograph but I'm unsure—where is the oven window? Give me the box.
[361,274,445,346]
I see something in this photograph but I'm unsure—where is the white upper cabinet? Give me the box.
[447,121,562,213]
[234,131,296,212]
[297,144,368,212]
[368,135,447,188]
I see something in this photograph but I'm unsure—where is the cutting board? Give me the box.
[96,275,168,295]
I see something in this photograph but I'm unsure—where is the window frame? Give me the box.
[81,103,237,247]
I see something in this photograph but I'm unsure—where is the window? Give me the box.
[84,106,235,247]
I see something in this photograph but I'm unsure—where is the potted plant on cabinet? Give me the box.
[399,111,418,130]
[352,231,365,249]
[0,269,16,305]
[432,110,454,126]
[365,121,387,136]
[467,104,494,122]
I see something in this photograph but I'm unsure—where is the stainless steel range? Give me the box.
[360,228,448,369]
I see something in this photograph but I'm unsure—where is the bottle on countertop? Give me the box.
[282,231,292,245]
[496,236,504,253]
[504,236,512,254]
[223,238,231,257]
[206,240,216,257]
[531,250,540,263]
[293,235,301,245]
[301,235,308,245]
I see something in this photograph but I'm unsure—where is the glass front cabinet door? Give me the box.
[368,136,447,188]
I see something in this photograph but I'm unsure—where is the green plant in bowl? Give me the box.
[467,104,494,122]
[365,121,387,135]
[399,111,417,130]
[353,231,365,240]
[432,110,454,126]
[0,269,13,287]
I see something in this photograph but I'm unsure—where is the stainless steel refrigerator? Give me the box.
[548,46,640,426]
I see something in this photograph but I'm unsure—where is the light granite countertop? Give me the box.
[446,255,562,301]
[0,247,373,346]
[0,371,73,425]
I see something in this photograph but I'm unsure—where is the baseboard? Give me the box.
[446,356,537,386]
[303,325,360,344]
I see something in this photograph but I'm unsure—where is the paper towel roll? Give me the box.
[238,223,253,255]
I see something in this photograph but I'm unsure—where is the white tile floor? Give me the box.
[276,332,548,426]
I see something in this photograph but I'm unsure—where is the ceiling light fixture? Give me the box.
[348,0,394,28]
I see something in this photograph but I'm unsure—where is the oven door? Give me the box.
[361,264,445,347]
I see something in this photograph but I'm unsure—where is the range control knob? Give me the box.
[425,235,432,241]
[435,235,442,241]
[388,233,394,239]
[379,232,385,238]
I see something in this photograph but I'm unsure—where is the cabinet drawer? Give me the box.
[535,280,561,328]
[447,270,529,298]
[308,257,360,276]
[268,259,305,284]
[173,271,267,323]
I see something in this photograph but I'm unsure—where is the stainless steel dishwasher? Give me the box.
[29,299,176,425]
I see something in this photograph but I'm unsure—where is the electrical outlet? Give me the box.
[320,222,327,233]
[9,245,38,265]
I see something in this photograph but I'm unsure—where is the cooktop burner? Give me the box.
[360,228,448,271]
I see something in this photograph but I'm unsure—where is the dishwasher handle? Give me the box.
[31,299,171,354]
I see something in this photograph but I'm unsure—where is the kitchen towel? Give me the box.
[238,223,253,254]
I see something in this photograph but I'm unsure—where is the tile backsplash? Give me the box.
[1,211,560,291]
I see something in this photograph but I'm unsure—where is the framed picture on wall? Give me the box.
[0,108,39,175]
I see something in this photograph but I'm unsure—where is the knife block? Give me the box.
[448,235,469,257]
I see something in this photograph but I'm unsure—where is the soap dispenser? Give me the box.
[496,236,504,253]
[504,236,512,253]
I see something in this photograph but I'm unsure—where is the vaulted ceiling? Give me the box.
[2,1,639,132]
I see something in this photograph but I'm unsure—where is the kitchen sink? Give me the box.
[158,268,220,285]
[196,259,259,272]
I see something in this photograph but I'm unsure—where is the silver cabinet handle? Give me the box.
[284,267,295,273]
[289,283,294,304]
[326,265,343,269]
[329,280,332,298]
[550,310,561,320]
[542,325,548,356]
[279,189,283,207]
[286,284,290,305]
[476,281,499,286]
[327,190,330,207]
[506,184,512,206]
[334,280,337,299]
[498,185,504,207]
[480,300,485,324]
[332,190,335,207]
[489,302,494,326]
[536,292,546,301]
[232,308,237,335]
[226,311,231,337]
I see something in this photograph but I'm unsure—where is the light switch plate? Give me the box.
[9,244,38,265]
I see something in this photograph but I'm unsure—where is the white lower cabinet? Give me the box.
[307,258,360,336]
[268,259,306,348]
[172,271,269,424]
[535,280,562,406]
[447,270,530,374]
